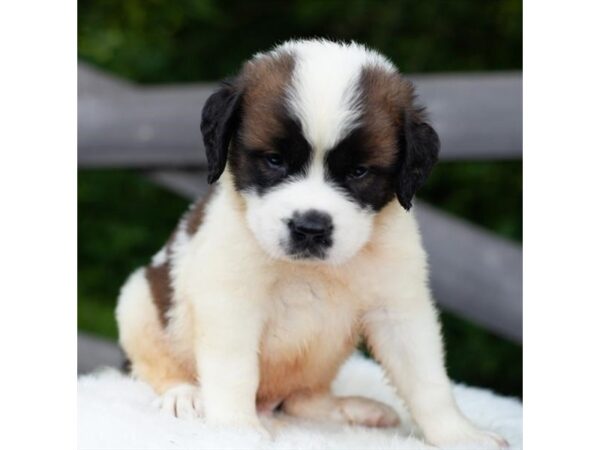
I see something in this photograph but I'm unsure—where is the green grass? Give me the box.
[78,165,522,397]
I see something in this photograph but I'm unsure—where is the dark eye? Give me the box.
[348,166,369,179]
[265,153,284,168]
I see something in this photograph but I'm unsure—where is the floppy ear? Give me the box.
[200,80,242,184]
[395,110,440,210]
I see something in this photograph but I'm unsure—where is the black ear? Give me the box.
[395,111,440,210]
[200,80,242,184]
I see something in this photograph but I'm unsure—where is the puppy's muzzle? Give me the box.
[286,210,333,259]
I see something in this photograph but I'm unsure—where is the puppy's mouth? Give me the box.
[274,235,331,261]
[287,245,329,261]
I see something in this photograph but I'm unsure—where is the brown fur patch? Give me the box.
[185,188,213,235]
[238,51,296,151]
[145,261,173,328]
[146,190,214,327]
[358,67,416,167]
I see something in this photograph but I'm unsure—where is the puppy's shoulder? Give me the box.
[143,188,218,326]
[369,202,425,256]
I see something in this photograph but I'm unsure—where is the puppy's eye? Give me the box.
[265,154,284,168]
[348,166,369,179]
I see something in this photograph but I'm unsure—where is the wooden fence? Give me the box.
[78,62,522,371]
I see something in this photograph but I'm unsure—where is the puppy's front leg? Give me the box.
[363,298,508,448]
[194,293,266,434]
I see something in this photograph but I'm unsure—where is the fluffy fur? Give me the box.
[78,354,523,449]
[116,39,507,448]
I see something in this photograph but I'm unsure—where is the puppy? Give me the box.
[116,39,508,448]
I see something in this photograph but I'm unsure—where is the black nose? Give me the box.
[288,210,333,246]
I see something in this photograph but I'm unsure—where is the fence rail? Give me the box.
[78,61,522,348]
[79,63,522,168]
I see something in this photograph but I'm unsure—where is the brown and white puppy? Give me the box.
[116,39,508,448]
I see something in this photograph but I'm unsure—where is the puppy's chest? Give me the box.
[261,276,359,355]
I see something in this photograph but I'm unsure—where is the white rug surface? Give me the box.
[78,354,522,450]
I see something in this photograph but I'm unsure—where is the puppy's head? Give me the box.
[201,40,439,264]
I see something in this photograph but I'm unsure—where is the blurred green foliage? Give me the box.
[78,0,522,397]
[79,0,522,83]
[78,171,188,338]
[421,161,522,241]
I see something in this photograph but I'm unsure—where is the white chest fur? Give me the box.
[263,275,357,352]
[256,272,361,402]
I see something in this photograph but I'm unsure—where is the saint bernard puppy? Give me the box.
[116,39,508,448]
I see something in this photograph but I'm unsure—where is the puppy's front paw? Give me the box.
[335,396,400,428]
[154,384,204,420]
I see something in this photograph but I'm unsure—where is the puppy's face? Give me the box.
[201,41,439,264]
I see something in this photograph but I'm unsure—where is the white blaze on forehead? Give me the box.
[275,39,396,155]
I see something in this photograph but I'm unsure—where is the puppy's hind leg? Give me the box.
[282,390,400,428]
[116,269,201,419]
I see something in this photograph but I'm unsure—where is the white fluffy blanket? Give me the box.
[78,354,522,450]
